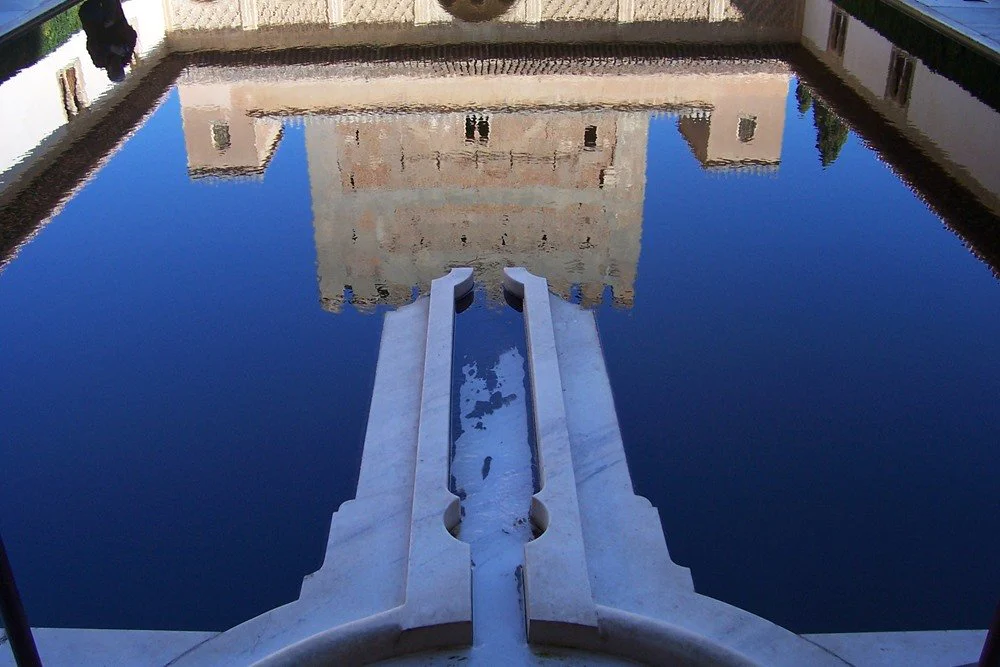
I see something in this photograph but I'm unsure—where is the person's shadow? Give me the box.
[78,0,137,82]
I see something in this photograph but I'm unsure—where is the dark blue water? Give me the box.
[597,93,1000,633]
[0,90,383,630]
[1,71,997,637]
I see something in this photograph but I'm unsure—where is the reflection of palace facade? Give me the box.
[178,60,789,311]
[4,0,997,284]
[308,111,646,311]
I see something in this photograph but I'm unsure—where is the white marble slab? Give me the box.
[399,267,474,649]
[0,629,216,667]
[503,268,599,646]
[504,267,848,666]
[12,267,984,666]
[804,629,988,667]
[169,270,474,665]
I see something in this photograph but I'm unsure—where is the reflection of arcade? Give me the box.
[177,58,789,311]
[79,0,138,82]
[163,0,800,39]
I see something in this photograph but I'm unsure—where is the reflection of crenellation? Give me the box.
[308,111,646,312]
[175,59,790,311]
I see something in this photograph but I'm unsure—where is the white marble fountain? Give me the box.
[1,269,987,666]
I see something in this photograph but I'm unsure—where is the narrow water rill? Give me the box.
[451,292,537,660]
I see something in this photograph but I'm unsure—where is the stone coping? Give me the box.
[503,267,848,666]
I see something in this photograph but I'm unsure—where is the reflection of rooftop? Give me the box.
[176,56,790,311]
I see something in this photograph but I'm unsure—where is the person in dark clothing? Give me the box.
[78,0,137,82]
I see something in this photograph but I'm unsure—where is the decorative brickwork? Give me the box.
[542,0,618,21]
[169,0,243,31]
[163,0,797,31]
[256,0,329,26]
[344,0,414,23]
[633,0,710,20]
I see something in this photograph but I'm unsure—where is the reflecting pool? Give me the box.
[0,0,998,639]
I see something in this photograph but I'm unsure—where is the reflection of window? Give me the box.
[885,48,916,107]
[737,115,757,143]
[465,114,490,144]
[58,62,87,120]
[599,167,617,188]
[827,8,848,58]
[211,122,231,151]
[584,125,597,149]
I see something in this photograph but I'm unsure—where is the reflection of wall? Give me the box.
[175,63,790,311]
[801,0,1000,211]
[0,0,166,188]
